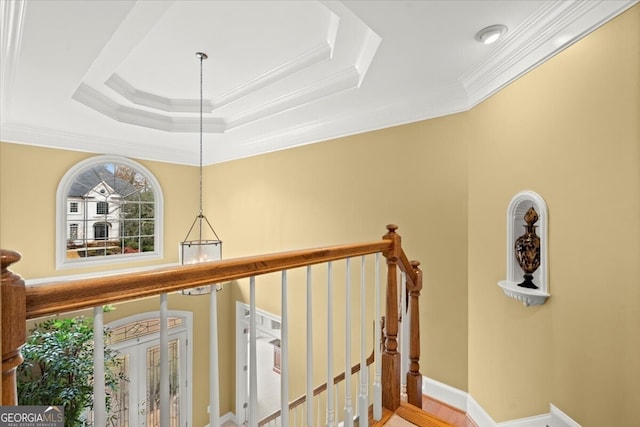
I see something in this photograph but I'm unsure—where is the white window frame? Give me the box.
[56,155,164,269]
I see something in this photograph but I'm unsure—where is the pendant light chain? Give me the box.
[180,51,220,246]
[180,51,221,292]
[198,51,207,218]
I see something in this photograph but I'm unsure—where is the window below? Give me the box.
[56,155,164,269]
[96,201,109,215]
[104,311,191,427]
[69,224,78,241]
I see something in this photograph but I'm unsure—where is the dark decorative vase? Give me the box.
[514,207,541,289]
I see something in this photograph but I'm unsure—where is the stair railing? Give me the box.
[258,345,375,426]
[1,224,422,425]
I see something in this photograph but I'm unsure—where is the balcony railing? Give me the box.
[1,224,422,426]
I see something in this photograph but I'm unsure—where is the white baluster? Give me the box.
[160,293,169,427]
[306,266,314,427]
[358,256,369,425]
[210,286,221,427]
[327,261,335,427]
[292,406,296,427]
[344,258,353,427]
[335,384,339,424]
[93,306,106,426]
[249,277,258,427]
[373,253,382,420]
[281,270,289,427]
[400,271,408,402]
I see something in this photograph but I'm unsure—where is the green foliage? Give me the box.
[17,316,126,427]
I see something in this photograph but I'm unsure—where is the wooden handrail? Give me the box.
[258,346,376,425]
[25,240,390,319]
[2,224,423,415]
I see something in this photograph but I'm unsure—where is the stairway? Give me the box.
[369,402,457,427]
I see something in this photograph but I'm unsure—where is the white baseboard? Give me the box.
[549,404,581,427]
[466,393,498,427]
[495,413,551,427]
[207,382,580,427]
[422,376,469,412]
[422,376,581,427]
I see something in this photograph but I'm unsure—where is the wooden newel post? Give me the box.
[382,224,401,411]
[1,249,26,405]
[406,260,423,408]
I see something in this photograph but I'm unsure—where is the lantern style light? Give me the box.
[180,52,222,295]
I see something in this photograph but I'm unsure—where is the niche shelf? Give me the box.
[498,190,550,307]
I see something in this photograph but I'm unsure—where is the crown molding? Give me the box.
[73,83,227,133]
[0,122,197,165]
[0,0,26,117]
[212,42,333,111]
[106,73,211,113]
[226,67,360,129]
[105,42,334,115]
[75,64,361,134]
[355,26,382,87]
[460,0,639,107]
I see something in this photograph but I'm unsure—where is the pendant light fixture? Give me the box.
[180,51,222,295]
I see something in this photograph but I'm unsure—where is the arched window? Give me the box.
[57,155,163,268]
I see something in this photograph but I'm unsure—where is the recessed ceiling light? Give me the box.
[475,24,508,45]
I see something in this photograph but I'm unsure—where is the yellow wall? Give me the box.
[206,5,639,425]
[208,113,470,393]
[466,6,640,424]
[0,144,196,277]
[0,143,234,427]
[1,4,638,426]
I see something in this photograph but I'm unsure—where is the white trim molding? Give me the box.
[55,154,165,270]
[423,376,582,427]
[422,376,468,412]
[549,404,582,427]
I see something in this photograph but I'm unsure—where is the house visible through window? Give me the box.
[97,201,109,215]
[94,222,109,240]
[57,155,164,268]
[69,224,78,241]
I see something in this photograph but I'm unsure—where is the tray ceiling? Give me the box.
[1,0,636,165]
